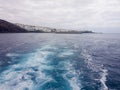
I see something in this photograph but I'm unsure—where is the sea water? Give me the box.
[0,33,120,90]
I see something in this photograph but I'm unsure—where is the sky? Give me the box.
[0,0,120,33]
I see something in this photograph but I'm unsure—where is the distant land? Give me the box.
[0,19,94,34]
[0,19,27,33]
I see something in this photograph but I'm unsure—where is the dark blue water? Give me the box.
[0,33,120,90]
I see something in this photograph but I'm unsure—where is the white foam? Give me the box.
[6,53,20,57]
[0,45,57,90]
[100,69,108,90]
[64,61,81,90]
[81,49,101,72]
[58,50,74,57]
[40,45,57,51]
[1,45,82,90]
[0,70,34,90]
[82,49,109,90]
[68,76,80,90]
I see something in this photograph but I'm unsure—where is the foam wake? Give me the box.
[0,45,80,90]
[81,49,109,90]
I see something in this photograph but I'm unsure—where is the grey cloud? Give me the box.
[0,0,120,32]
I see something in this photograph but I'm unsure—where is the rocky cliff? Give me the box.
[0,19,27,33]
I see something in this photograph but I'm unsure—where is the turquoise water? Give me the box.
[0,33,120,90]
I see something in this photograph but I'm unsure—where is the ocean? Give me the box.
[0,33,120,90]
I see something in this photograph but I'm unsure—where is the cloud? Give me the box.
[0,0,120,32]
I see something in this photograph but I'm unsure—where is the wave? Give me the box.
[81,49,109,90]
[0,45,80,90]
[100,68,108,90]
[6,53,20,57]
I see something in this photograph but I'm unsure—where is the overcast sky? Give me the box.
[0,0,120,33]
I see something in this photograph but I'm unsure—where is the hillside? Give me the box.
[15,23,55,33]
[16,24,94,34]
[0,19,27,33]
[0,19,93,34]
